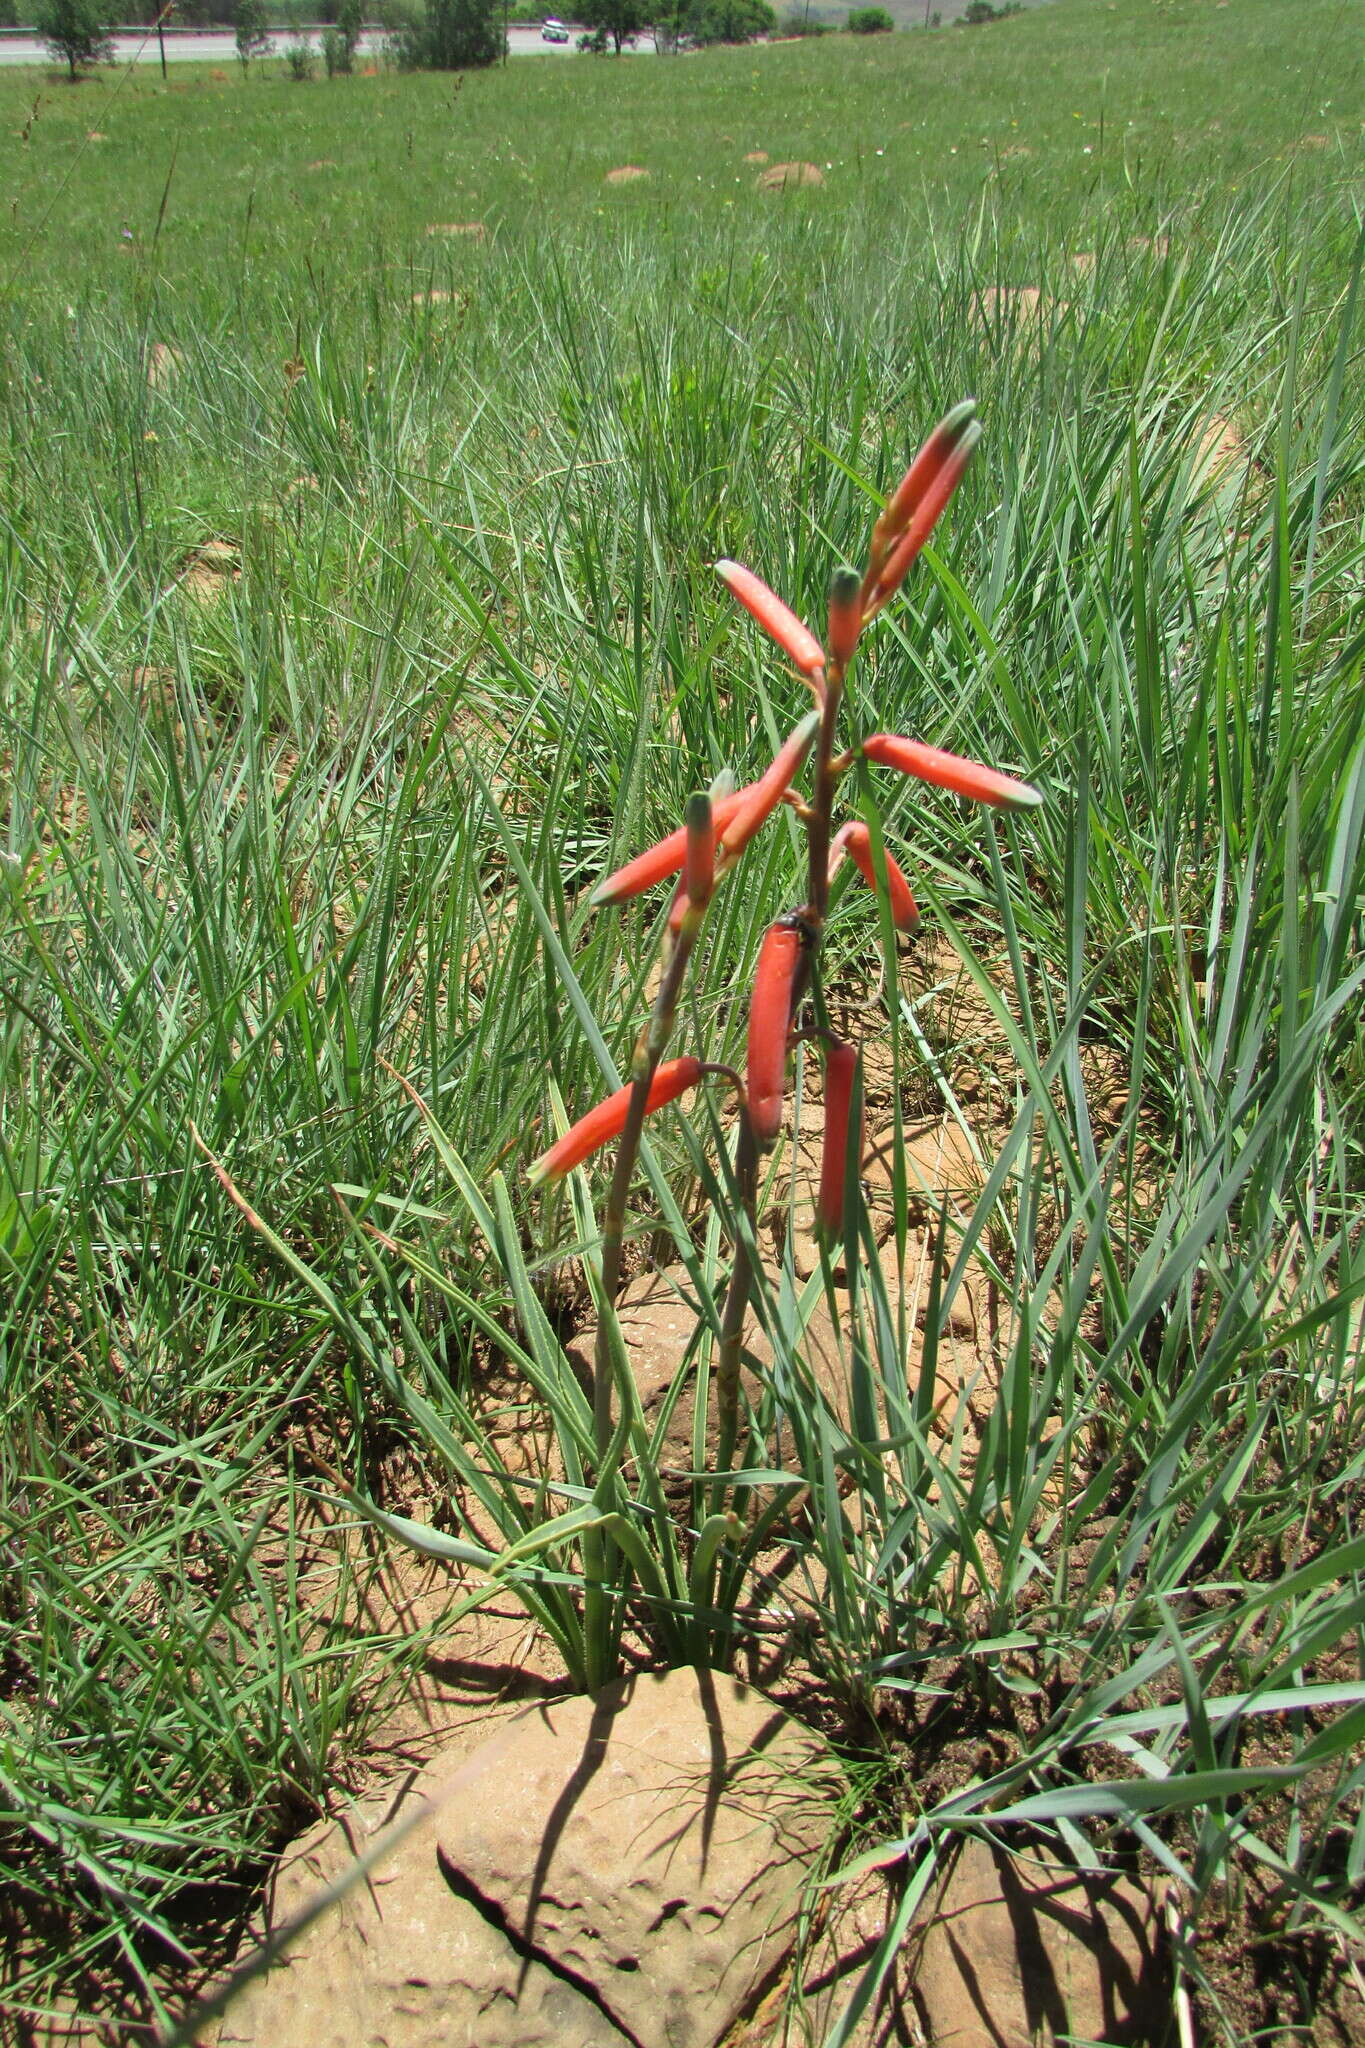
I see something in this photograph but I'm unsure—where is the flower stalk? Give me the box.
[531,402,1041,1673]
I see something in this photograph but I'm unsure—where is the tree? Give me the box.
[393,0,505,67]
[234,0,270,67]
[35,0,113,80]
[685,0,772,41]
[322,0,362,72]
[576,0,649,52]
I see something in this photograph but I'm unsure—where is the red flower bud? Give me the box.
[528,1058,704,1186]
[746,920,804,1146]
[591,790,746,906]
[829,820,920,933]
[861,733,1042,812]
[864,419,981,616]
[817,1039,861,1240]
[683,791,715,909]
[873,399,977,565]
[716,559,826,681]
[717,710,821,870]
[826,566,864,669]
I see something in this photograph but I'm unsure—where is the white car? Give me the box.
[541,17,570,38]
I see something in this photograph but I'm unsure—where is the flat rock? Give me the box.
[436,1667,842,2048]
[914,1839,1167,2047]
[212,1669,840,2048]
[214,1707,622,2048]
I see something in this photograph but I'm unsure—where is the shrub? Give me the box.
[34,0,113,79]
[392,0,504,66]
[847,5,892,27]
[284,36,316,73]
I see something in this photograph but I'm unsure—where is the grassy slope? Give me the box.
[0,0,1362,2036]
[0,0,1359,301]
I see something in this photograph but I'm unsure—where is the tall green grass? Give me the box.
[1,0,1362,2032]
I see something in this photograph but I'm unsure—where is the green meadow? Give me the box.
[1,0,1363,2036]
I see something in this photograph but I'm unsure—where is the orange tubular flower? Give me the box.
[716,560,827,683]
[591,790,746,907]
[829,820,921,933]
[863,401,981,618]
[717,710,821,870]
[873,400,977,563]
[817,1039,861,1240]
[746,920,803,1146]
[528,1058,705,1187]
[862,733,1043,813]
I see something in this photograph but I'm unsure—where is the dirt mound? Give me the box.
[757,160,824,191]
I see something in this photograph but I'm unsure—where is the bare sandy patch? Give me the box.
[972,284,1068,345]
[177,538,240,604]
[604,164,649,184]
[1188,411,1259,511]
[145,342,182,389]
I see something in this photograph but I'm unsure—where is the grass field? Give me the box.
[1,0,1363,2037]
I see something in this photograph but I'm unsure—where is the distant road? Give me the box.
[0,23,658,64]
